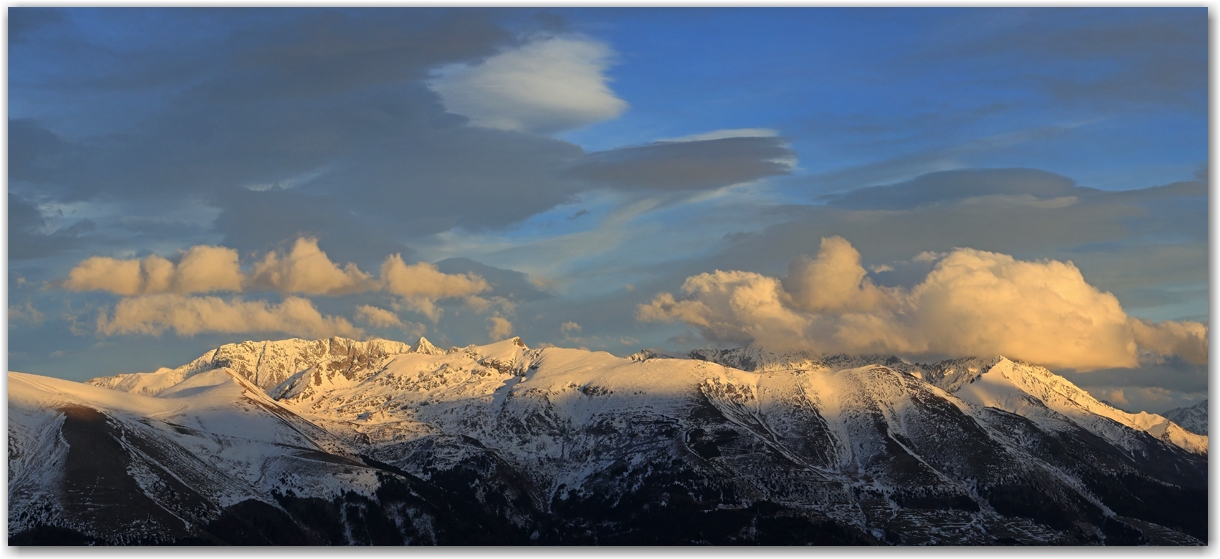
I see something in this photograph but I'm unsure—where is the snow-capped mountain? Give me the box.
[1163,400,1207,436]
[10,338,1208,545]
[691,346,1208,456]
[88,337,414,395]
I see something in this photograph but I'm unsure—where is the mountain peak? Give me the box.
[89,336,413,395]
[412,336,446,356]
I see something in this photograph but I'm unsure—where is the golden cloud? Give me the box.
[639,236,1206,371]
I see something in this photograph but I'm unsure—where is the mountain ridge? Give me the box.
[11,336,1208,545]
[1162,400,1207,436]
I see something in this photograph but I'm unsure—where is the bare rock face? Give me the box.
[10,339,1208,545]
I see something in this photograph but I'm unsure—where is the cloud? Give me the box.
[381,255,490,322]
[713,169,1205,300]
[355,304,426,338]
[639,236,1206,371]
[487,315,514,341]
[380,255,489,299]
[59,238,510,336]
[62,245,243,296]
[819,167,1079,211]
[566,136,794,191]
[62,237,489,298]
[907,248,1139,370]
[932,9,1206,109]
[781,236,894,313]
[1058,356,1206,413]
[463,295,516,316]
[62,257,145,296]
[250,237,373,295]
[9,301,45,326]
[96,294,362,339]
[12,11,594,267]
[172,245,245,294]
[9,8,64,44]
[560,321,582,334]
[430,35,627,134]
[658,129,778,143]
[355,305,403,328]
[9,192,95,261]
[1131,319,1208,365]
[434,257,551,302]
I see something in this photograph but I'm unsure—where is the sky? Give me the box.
[7,7,1209,414]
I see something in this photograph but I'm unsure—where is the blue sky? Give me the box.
[8,8,1208,413]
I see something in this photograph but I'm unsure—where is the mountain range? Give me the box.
[9,336,1208,545]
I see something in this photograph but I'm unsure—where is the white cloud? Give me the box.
[381,255,490,322]
[356,304,425,338]
[97,294,362,339]
[63,245,243,296]
[249,237,373,295]
[639,236,1207,371]
[430,35,628,134]
[61,238,506,338]
[9,301,45,326]
[355,304,403,328]
[62,239,495,323]
[487,315,514,341]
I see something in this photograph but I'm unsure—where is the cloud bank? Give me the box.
[639,236,1206,371]
[62,238,493,337]
[97,295,362,339]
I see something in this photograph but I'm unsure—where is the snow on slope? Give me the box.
[10,367,376,525]
[89,337,417,395]
[1163,400,1207,436]
[949,357,1207,455]
[272,338,728,491]
[688,345,1206,456]
[13,337,1211,544]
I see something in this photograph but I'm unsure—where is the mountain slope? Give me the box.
[948,357,1207,456]
[1163,400,1207,436]
[10,338,1208,545]
[691,346,1207,456]
[88,337,417,395]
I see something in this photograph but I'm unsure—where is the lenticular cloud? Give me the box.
[430,35,628,134]
[638,236,1206,371]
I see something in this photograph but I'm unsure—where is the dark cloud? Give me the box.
[210,187,413,270]
[1063,358,1205,393]
[9,193,95,261]
[188,10,508,104]
[925,8,1206,109]
[332,109,584,234]
[9,119,69,184]
[796,124,1080,195]
[821,167,1079,210]
[9,8,65,44]
[7,11,598,263]
[566,136,793,191]
[1059,357,1207,412]
[689,168,1207,332]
